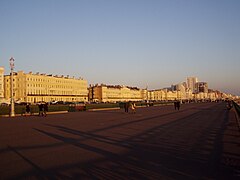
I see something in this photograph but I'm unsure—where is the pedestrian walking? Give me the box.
[43,103,48,116]
[25,103,31,116]
[130,102,136,114]
[132,102,136,113]
[39,103,44,116]
[174,101,177,110]
[176,100,181,110]
[124,102,129,113]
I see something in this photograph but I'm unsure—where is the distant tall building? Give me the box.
[171,83,185,92]
[182,82,187,89]
[187,77,198,93]
[171,84,177,91]
[0,67,4,100]
[196,82,208,93]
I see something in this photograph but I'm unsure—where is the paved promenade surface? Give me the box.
[0,102,240,179]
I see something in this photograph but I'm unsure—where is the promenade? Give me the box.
[0,102,240,179]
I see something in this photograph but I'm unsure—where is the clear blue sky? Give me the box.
[0,0,240,95]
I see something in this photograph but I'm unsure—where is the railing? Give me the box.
[232,101,240,131]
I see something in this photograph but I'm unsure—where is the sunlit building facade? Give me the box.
[208,92,217,101]
[89,84,142,102]
[166,91,179,101]
[187,77,198,93]
[195,92,208,100]
[185,89,193,100]
[171,83,188,100]
[140,89,149,101]
[4,71,88,103]
[2,70,235,104]
[149,89,165,101]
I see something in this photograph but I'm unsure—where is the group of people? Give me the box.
[174,100,181,110]
[25,100,183,116]
[38,103,48,116]
[124,101,136,114]
[123,100,181,113]
[24,102,48,116]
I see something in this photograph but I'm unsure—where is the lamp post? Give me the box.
[10,57,15,117]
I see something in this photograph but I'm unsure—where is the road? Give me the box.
[0,102,240,179]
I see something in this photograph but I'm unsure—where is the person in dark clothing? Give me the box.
[124,102,129,113]
[174,101,177,110]
[174,100,181,110]
[43,103,48,117]
[39,103,44,116]
[25,104,31,116]
[176,100,181,110]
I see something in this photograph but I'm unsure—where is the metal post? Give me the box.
[10,57,15,117]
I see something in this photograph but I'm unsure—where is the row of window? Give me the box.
[26,84,86,89]
[5,84,86,90]
[102,92,141,96]
[5,78,86,85]
[27,90,87,95]
[26,77,86,84]
[27,97,87,103]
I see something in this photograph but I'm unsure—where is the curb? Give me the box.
[0,104,174,117]
[88,107,120,111]
[0,111,68,118]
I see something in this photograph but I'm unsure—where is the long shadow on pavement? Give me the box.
[3,103,240,179]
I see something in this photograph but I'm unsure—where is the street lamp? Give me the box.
[10,57,15,117]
